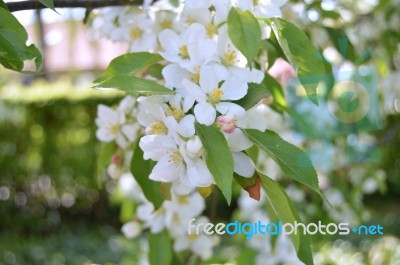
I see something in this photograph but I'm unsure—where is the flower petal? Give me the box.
[216,102,245,117]
[226,129,253,152]
[233,152,255,178]
[194,102,216,125]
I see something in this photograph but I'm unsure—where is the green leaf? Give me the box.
[264,17,325,105]
[148,230,173,265]
[234,173,256,189]
[233,82,269,110]
[0,8,42,72]
[95,52,163,83]
[0,0,9,10]
[243,128,321,196]
[195,123,234,204]
[38,0,56,11]
[325,27,357,62]
[131,141,163,209]
[93,76,174,95]
[263,72,286,113]
[259,173,314,265]
[227,7,262,65]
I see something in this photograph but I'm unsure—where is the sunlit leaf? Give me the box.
[227,7,261,65]
[131,141,163,209]
[243,128,321,197]
[93,76,174,95]
[195,123,234,204]
[263,18,325,105]
[95,52,163,82]
[148,230,173,265]
[259,173,314,265]
[0,8,42,71]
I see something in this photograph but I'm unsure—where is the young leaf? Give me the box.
[148,230,173,265]
[263,17,325,105]
[195,123,234,204]
[235,174,260,201]
[227,7,261,65]
[131,140,163,209]
[259,173,314,265]
[0,8,42,71]
[93,76,174,95]
[95,52,163,82]
[243,129,321,197]
[233,82,270,110]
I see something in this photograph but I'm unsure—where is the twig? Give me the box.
[7,0,144,12]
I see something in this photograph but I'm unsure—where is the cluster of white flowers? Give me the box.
[92,0,289,195]
[96,95,140,149]
[119,172,218,260]
[95,96,218,259]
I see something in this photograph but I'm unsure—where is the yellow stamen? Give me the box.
[185,16,196,24]
[179,45,190,59]
[161,19,172,29]
[130,27,143,40]
[209,88,223,104]
[191,67,200,84]
[206,23,217,38]
[188,233,198,241]
[149,122,167,135]
[110,124,120,134]
[166,106,184,121]
[222,49,237,66]
[176,195,188,205]
[168,149,183,166]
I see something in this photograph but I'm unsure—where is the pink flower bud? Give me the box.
[217,115,237,134]
[112,155,121,165]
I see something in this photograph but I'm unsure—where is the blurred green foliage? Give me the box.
[0,81,131,264]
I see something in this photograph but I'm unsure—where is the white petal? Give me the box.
[122,124,139,142]
[96,128,115,142]
[199,66,220,93]
[162,64,190,89]
[172,176,194,195]
[233,152,255,178]
[115,134,128,148]
[149,156,182,182]
[183,79,207,102]
[159,29,180,53]
[216,102,245,117]
[139,135,175,160]
[226,129,253,152]
[194,103,216,125]
[221,78,248,100]
[187,159,214,187]
[178,115,195,137]
[121,221,142,239]
[182,23,206,43]
[174,236,190,252]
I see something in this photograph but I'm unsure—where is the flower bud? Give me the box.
[186,136,203,158]
[217,115,237,134]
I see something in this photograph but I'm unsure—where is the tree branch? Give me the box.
[6,0,144,12]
